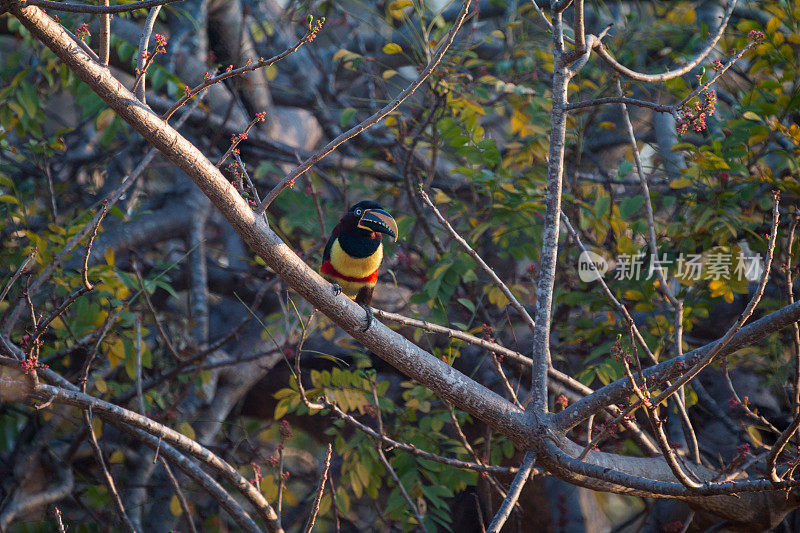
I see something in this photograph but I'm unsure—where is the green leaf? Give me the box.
[619,195,645,219]
[340,107,356,127]
[742,111,762,122]
[456,298,475,313]
[594,195,610,217]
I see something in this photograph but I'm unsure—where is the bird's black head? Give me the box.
[341,201,398,241]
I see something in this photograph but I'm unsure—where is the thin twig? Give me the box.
[722,368,780,434]
[447,405,517,507]
[53,506,66,533]
[766,409,800,482]
[134,315,145,415]
[83,200,107,290]
[160,456,198,533]
[133,6,162,103]
[786,213,800,416]
[371,381,428,532]
[162,32,316,121]
[217,114,266,167]
[133,262,183,361]
[83,410,137,532]
[255,0,473,215]
[302,443,332,533]
[327,473,340,533]
[0,249,36,306]
[418,189,536,332]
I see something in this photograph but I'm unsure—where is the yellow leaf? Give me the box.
[265,64,278,81]
[92,416,103,438]
[388,0,412,8]
[108,336,125,369]
[109,450,125,464]
[382,43,403,55]
[261,475,278,500]
[94,309,108,328]
[178,421,196,441]
[487,286,509,308]
[598,121,616,130]
[434,190,451,204]
[170,495,183,516]
[332,49,360,62]
[96,108,115,132]
[669,177,693,189]
[766,17,780,34]
[95,378,108,394]
[104,247,115,266]
[382,69,398,80]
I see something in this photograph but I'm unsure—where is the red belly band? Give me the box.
[321,260,378,284]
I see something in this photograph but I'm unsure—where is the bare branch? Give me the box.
[486,451,536,533]
[24,382,284,532]
[24,0,184,14]
[593,0,737,82]
[255,0,473,215]
[98,0,109,65]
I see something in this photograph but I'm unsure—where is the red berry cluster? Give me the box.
[227,161,257,207]
[748,30,765,43]
[736,443,751,456]
[307,16,325,42]
[677,86,716,134]
[20,355,47,374]
[611,335,632,364]
[75,23,90,39]
[250,462,262,487]
[481,323,495,342]
[279,419,293,440]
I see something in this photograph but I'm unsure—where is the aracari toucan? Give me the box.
[321,201,398,330]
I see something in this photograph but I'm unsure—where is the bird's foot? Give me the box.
[359,303,373,332]
[331,283,342,296]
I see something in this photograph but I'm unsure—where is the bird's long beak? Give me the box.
[358,208,398,241]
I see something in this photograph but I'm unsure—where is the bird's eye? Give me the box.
[355,208,362,216]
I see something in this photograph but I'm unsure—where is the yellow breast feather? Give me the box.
[330,239,383,278]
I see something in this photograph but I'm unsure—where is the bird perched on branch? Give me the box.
[321,201,398,330]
